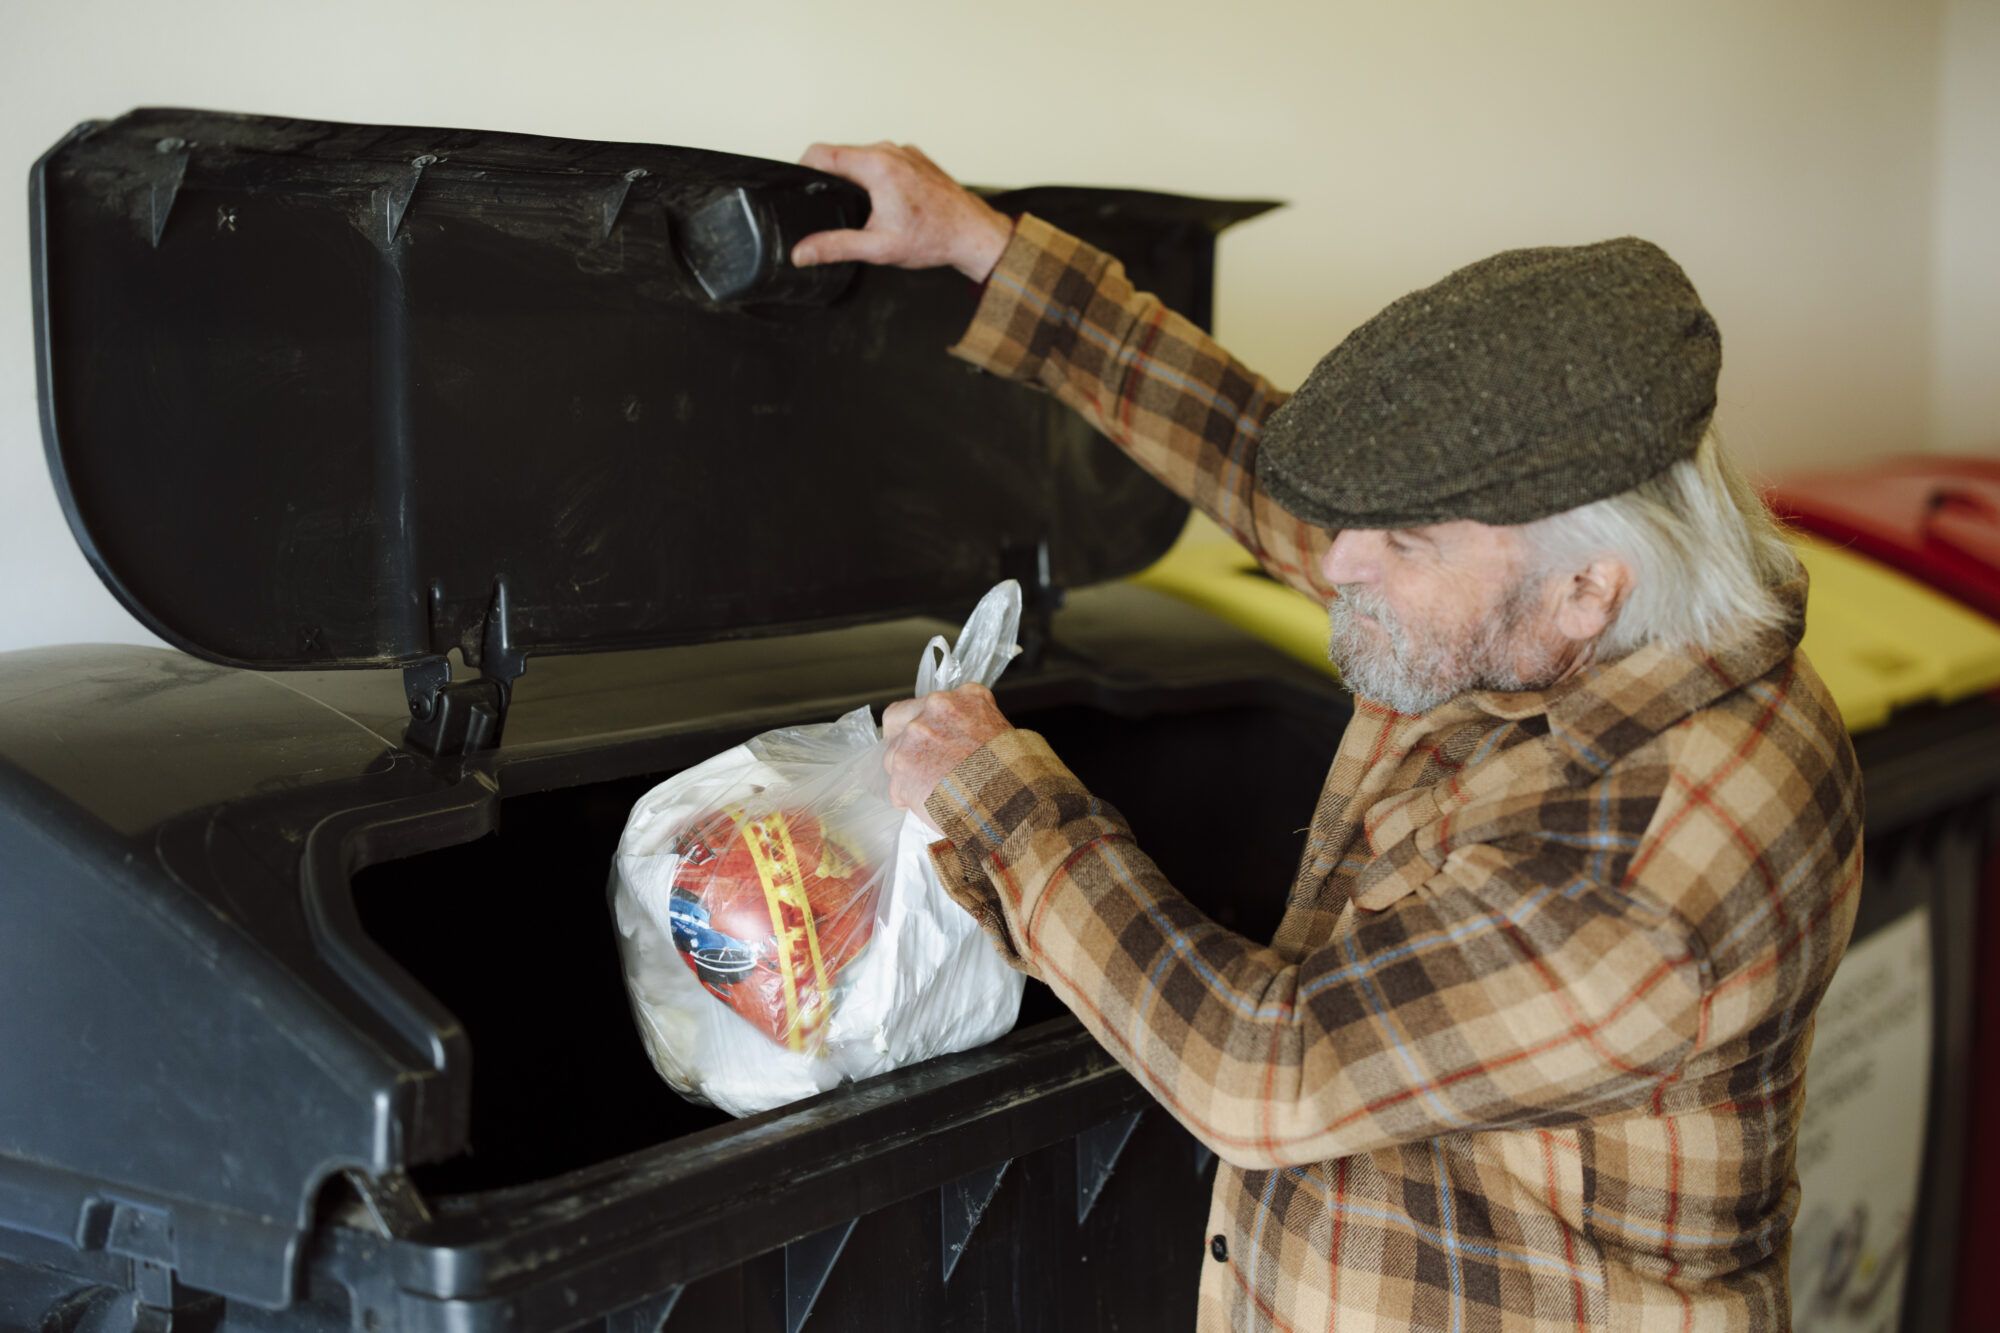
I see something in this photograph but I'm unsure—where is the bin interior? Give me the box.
[352,692,1343,1196]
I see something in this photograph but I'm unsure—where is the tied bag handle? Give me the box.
[914,581,1025,698]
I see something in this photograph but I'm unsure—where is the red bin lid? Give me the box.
[1768,456,2000,623]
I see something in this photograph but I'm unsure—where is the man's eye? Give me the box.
[1384,533,1410,554]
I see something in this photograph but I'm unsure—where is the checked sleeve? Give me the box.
[925,729,1708,1171]
[949,214,1334,600]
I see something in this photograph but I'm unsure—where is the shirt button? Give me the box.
[1210,1234,1229,1262]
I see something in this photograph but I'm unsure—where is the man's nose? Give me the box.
[1319,530,1380,587]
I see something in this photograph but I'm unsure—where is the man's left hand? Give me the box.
[881,683,1013,813]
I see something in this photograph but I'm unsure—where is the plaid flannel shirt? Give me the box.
[927,215,1864,1331]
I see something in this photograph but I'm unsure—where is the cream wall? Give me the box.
[0,0,1984,652]
[1933,0,2000,453]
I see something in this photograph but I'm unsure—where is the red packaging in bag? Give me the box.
[665,805,877,1051]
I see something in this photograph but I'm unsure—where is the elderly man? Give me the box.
[796,144,1863,1331]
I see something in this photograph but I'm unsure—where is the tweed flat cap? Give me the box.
[1257,237,1721,530]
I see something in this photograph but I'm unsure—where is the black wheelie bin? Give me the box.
[0,109,1341,1331]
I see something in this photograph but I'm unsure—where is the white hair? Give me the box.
[1520,430,1801,658]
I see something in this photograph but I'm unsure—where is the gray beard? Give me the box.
[1327,580,1553,715]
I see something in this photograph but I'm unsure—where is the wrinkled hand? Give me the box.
[881,683,1013,813]
[791,141,1011,281]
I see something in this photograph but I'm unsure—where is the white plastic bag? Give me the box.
[609,581,1027,1117]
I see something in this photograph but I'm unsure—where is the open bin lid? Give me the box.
[31,108,1275,678]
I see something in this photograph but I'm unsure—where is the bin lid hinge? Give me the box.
[1004,538,1062,671]
[403,578,526,759]
[132,1258,223,1332]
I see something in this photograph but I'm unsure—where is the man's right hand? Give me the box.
[790,142,1012,283]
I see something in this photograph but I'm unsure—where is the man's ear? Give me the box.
[1552,557,1631,644]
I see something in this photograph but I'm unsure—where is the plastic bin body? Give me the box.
[0,589,1349,1332]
